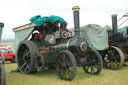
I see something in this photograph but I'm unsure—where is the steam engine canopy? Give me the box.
[68,38,88,55]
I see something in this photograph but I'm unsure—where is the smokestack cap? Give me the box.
[111,14,118,17]
[72,6,80,11]
[0,22,4,27]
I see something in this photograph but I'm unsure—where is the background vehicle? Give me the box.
[104,13,128,70]
[0,47,16,63]
[80,13,128,70]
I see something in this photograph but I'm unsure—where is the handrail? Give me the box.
[117,12,128,27]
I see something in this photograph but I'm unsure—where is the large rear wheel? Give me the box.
[103,46,125,70]
[17,40,38,74]
[82,49,103,75]
[56,50,77,80]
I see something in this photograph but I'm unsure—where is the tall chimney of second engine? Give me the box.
[112,14,118,34]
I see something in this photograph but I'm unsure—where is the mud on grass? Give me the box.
[5,62,128,85]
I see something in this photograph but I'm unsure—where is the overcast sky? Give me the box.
[0,0,128,39]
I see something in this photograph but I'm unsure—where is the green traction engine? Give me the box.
[13,6,103,80]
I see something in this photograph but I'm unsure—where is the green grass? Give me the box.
[4,62,128,85]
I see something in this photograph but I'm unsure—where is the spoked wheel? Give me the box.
[0,64,6,85]
[17,40,38,74]
[103,46,125,70]
[82,49,103,75]
[56,50,77,80]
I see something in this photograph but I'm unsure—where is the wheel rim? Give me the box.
[103,46,125,70]
[17,44,32,73]
[56,50,76,80]
[0,65,6,85]
[82,49,102,75]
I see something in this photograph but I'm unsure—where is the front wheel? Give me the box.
[103,46,125,70]
[56,50,77,81]
[82,49,103,75]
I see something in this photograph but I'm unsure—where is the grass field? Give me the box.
[5,62,128,85]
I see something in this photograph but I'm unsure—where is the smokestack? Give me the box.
[0,22,4,41]
[112,14,118,34]
[72,6,80,37]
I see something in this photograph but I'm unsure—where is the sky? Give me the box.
[0,0,128,39]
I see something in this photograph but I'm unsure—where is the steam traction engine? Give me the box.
[0,22,5,85]
[13,6,103,80]
[102,14,128,70]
